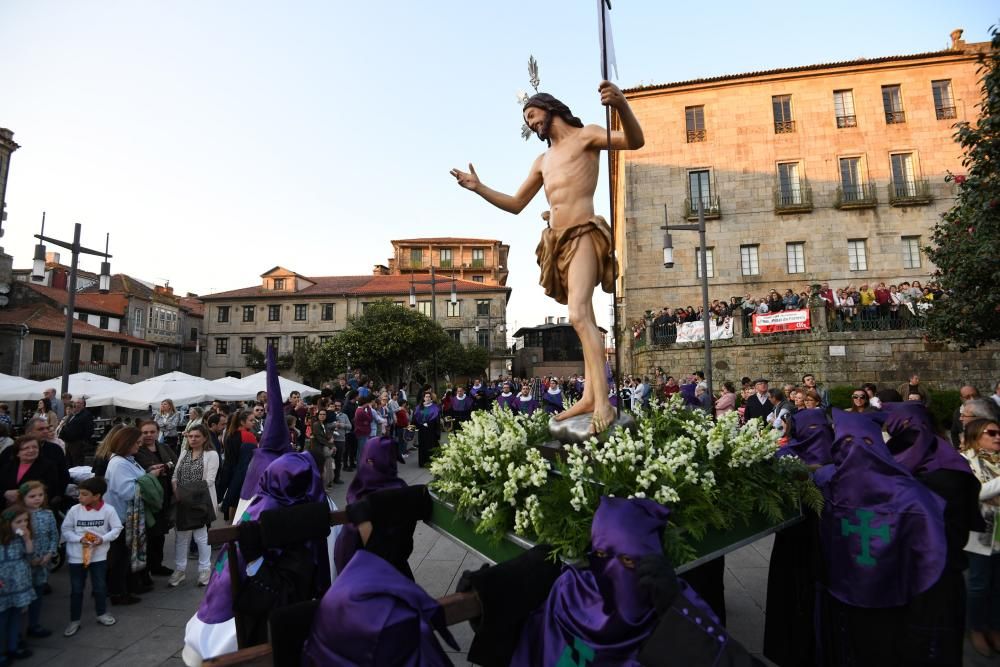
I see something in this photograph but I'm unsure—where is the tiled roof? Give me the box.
[24,283,128,316]
[178,296,204,317]
[0,304,155,347]
[391,237,503,245]
[81,274,154,299]
[199,274,509,300]
[625,48,974,94]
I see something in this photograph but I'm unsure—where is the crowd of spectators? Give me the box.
[632,279,947,344]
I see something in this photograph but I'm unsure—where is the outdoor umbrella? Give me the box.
[40,372,132,407]
[0,374,44,401]
[234,371,321,400]
[89,371,250,410]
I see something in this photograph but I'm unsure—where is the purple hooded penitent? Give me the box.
[333,436,407,573]
[239,344,293,500]
[302,549,458,666]
[778,408,834,465]
[197,452,326,625]
[814,409,947,608]
[511,496,671,666]
[883,402,973,477]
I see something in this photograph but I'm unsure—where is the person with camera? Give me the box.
[134,420,178,580]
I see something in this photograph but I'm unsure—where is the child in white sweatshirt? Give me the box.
[60,477,123,637]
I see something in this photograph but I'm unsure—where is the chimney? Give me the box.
[950,29,965,50]
[45,251,60,265]
[557,316,568,324]
[154,284,174,296]
[372,264,390,276]
[545,316,555,325]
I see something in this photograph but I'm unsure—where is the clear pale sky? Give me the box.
[1,1,994,340]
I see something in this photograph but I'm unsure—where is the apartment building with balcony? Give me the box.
[199,266,512,381]
[382,237,510,286]
[611,29,988,344]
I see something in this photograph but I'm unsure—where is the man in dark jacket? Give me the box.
[743,378,772,421]
[59,397,95,467]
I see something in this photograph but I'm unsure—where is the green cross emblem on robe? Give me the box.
[556,636,595,667]
[841,508,891,566]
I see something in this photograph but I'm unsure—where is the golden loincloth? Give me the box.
[535,214,615,306]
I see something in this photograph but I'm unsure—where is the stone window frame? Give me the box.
[241,305,255,323]
[739,244,760,276]
[837,153,869,194]
[268,305,281,322]
[447,301,460,317]
[775,160,806,205]
[847,239,868,272]
[293,304,308,321]
[786,242,806,274]
[695,247,715,279]
[321,303,335,321]
[215,337,229,355]
[240,337,254,355]
[901,236,922,269]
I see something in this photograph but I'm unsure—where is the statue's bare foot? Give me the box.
[589,404,618,435]
[555,398,594,421]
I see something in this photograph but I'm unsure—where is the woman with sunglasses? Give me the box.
[962,418,1000,656]
[845,388,877,413]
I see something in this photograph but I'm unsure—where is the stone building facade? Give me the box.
[199,266,511,381]
[633,307,1000,396]
[611,30,989,359]
[382,237,510,286]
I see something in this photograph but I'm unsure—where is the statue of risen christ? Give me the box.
[450,81,644,434]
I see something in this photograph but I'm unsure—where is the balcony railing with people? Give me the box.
[836,114,857,128]
[835,182,879,209]
[888,179,933,206]
[774,183,813,213]
[885,110,906,124]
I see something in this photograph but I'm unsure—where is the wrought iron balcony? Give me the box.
[774,183,813,213]
[774,120,796,134]
[888,179,933,206]
[836,115,857,128]
[686,129,707,143]
[835,182,878,209]
[683,196,721,220]
[885,110,906,124]
[408,259,424,269]
[439,259,453,269]
[936,106,957,120]
[471,258,486,268]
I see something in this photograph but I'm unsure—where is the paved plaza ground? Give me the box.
[13,449,992,666]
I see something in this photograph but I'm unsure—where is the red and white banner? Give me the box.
[752,309,811,334]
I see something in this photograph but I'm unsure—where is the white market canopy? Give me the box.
[233,371,321,400]
[0,374,44,402]
[89,371,252,411]
[40,372,132,407]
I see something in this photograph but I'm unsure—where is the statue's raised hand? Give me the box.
[450,163,480,191]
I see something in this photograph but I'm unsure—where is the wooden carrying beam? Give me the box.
[203,591,482,666]
[205,510,348,546]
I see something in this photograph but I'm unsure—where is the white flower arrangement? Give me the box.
[430,394,820,563]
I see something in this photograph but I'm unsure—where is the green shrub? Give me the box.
[928,389,962,432]
[828,385,856,410]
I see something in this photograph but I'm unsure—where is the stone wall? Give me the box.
[632,308,999,392]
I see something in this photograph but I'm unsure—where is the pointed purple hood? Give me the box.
[240,344,293,499]
[778,408,834,466]
[814,409,947,608]
[883,402,972,477]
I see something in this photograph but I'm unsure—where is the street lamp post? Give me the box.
[661,183,713,397]
[30,214,112,395]
[409,265,458,393]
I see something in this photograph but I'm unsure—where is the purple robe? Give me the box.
[450,394,473,417]
[496,392,518,412]
[515,395,538,415]
[678,383,699,409]
[197,452,328,626]
[883,402,973,477]
[239,345,293,500]
[778,407,834,465]
[333,436,407,573]
[814,410,947,608]
[511,497,671,666]
[303,550,458,666]
[542,389,564,414]
[413,402,441,426]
